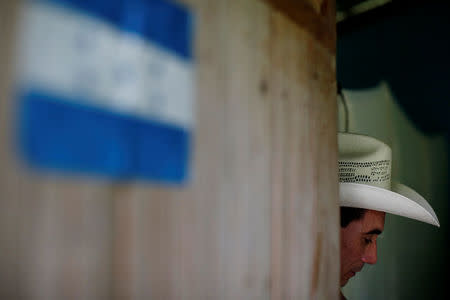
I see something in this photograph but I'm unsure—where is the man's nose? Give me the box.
[361,243,377,264]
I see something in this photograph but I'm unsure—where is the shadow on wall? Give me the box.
[337,0,450,135]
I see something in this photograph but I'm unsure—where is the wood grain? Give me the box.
[264,0,336,53]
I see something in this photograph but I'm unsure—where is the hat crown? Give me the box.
[338,133,392,190]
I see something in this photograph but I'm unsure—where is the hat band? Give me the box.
[339,159,391,190]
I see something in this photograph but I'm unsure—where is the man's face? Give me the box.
[340,209,386,287]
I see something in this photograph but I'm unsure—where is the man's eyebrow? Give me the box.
[364,229,382,235]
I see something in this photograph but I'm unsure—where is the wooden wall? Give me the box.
[0,0,338,299]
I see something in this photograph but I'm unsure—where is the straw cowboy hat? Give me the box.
[338,132,440,227]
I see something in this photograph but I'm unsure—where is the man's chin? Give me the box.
[340,271,356,287]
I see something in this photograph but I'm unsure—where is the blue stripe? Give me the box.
[18,90,191,183]
[36,0,193,60]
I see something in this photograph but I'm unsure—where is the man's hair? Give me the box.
[340,207,366,227]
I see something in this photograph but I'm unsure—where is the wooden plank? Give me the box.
[0,1,21,297]
[245,1,272,299]
[174,0,228,297]
[267,3,339,299]
[268,9,289,299]
[218,1,272,298]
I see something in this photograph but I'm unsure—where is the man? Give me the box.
[337,133,439,299]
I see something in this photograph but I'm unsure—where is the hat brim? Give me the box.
[339,182,440,227]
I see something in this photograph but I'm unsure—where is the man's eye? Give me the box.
[363,238,372,245]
